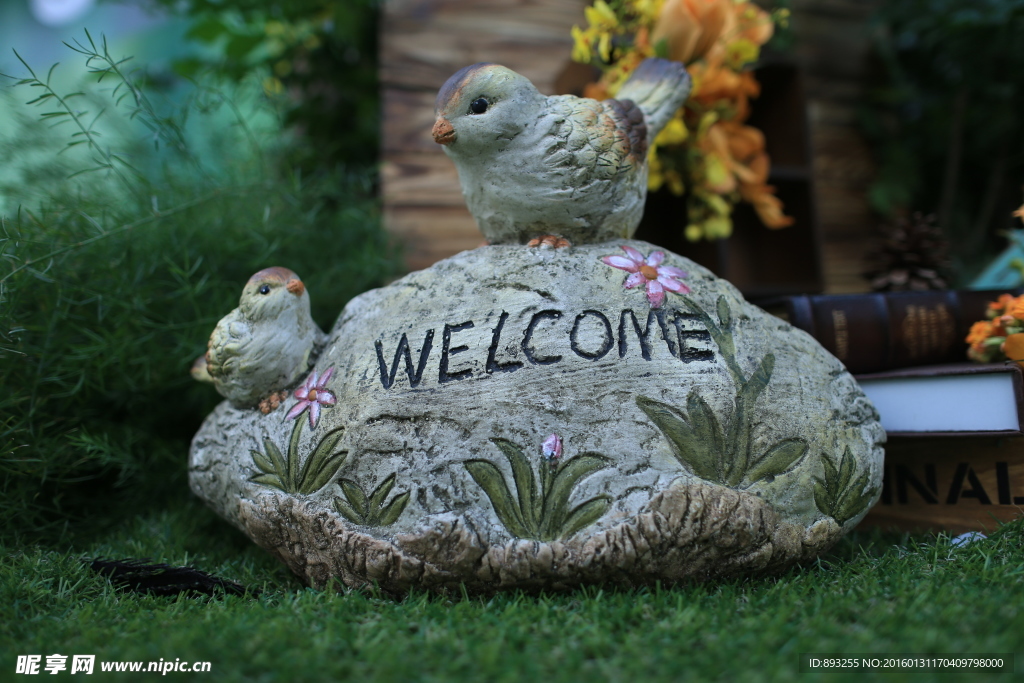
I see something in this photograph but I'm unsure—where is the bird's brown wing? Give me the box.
[543,97,647,186]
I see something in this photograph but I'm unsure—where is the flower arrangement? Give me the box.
[966,294,1024,364]
[571,0,792,241]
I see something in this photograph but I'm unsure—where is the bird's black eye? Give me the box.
[259,285,271,295]
[469,98,488,114]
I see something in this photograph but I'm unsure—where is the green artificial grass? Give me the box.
[3,492,1023,682]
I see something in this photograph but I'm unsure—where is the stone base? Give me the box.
[238,480,839,594]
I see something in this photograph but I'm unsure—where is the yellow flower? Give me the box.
[569,26,593,63]
[723,38,759,70]
[655,115,688,146]
[585,0,619,31]
[704,214,733,238]
[598,32,613,62]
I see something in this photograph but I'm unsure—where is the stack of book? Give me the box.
[765,289,1024,533]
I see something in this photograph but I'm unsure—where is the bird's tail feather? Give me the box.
[616,58,691,144]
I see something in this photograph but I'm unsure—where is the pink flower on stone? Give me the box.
[601,245,690,308]
[286,367,336,429]
[542,434,563,461]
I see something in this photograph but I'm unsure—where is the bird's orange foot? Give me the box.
[258,390,290,415]
[526,235,572,249]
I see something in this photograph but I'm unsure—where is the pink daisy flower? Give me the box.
[601,245,690,308]
[286,367,337,429]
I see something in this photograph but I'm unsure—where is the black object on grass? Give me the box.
[87,558,258,597]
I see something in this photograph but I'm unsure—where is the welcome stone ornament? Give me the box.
[189,60,885,594]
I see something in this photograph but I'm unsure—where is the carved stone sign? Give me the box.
[190,241,885,593]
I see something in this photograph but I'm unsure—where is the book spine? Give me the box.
[782,289,1020,374]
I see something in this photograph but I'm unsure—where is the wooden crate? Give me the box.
[860,436,1024,534]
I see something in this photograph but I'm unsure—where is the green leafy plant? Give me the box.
[813,447,877,526]
[333,474,411,527]
[0,35,399,542]
[636,295,807,488]
[250,421,347,495]
[464,437,611,541]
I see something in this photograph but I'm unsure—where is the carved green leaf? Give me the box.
[744,439,808,486]
[333,495,364,525]
[821,451,839,493]
[836,470,875,525]
[339,479,367,512]
[263,436,288,487]
[559,496,611,539]
[812,478,831,515]
[740,353,775,407]
[302,452,348,495]
[491,438,537,532]
[368,473,397,513]
[298,426,345,491]
[464,459,530,538]
[376,490,411,526]
[685,391,727,482]
[544,453,609,538]
[838,447,855,489]
[286,418,303,492]
[251,449,275,475]
[716,296,732,328]
[813,448,876,525]
[250,473,285,490]
[636,395,720,482]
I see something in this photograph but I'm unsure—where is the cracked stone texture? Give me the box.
[190,240,885,593]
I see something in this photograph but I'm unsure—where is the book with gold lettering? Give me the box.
[761,289,1022,374]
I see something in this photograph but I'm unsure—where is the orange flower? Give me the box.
[966,320,994,349]
[988,293,1016,314]
[1003,333,1024,366]
[583,82,611,101]
[734,3,774,45]
[651,0,732,64]
[740,183,795,229]
[1006,296,1024,321]
[1013,202,1024,224]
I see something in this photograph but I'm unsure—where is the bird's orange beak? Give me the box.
[285,279,305,296]
[432,117,455,145]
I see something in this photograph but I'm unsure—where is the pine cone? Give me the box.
[864,212,951,291]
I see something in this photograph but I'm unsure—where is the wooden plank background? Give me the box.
[381,0,879,292]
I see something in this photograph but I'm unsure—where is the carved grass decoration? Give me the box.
[249,420,347,495]
[465,438,611,541]
[637,295,807,488]
[333,474,411,527]
[813,447,876,525]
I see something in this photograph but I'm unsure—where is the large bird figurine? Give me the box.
[193,267,324,410]
[432,58,691,247]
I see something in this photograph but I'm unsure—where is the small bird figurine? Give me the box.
[195,267,325,410]
[432,58,691,247]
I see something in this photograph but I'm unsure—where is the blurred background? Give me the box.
[2,0,1024,545]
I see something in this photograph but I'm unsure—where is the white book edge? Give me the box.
[858,372,1020,433]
